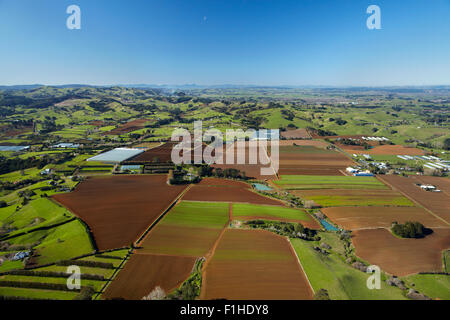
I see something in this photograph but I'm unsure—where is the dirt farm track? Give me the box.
[53,175,187,250]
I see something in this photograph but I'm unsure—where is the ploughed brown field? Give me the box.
[183,179,283,206]
[280,128,311,139]
[322,206,447,230]
[103,119,151,135]
[379,175,450,224]
[127,141,177,163]
[128,141,207,164]
[278,146,353,176]
[212,142,277,179]
[201,229,313,300]
[197,177,252,187]
[139,225,224,257]
[352,228,450,276]
[103,253,196,300]
[53,175,186,250]
[278,140,329,148]
[347,144,425,155]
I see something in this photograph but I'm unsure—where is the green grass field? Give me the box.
[0,287,79,300]
[0,249,129,300]
[403,274,450,300]
[0,167,42,183]
[5,220,94,266]
[274,175,388,190]
[0,198,73,237]
[301,194,414,207]
[232,203,312,222]
[291,238,407,300]
[162,201,229,229]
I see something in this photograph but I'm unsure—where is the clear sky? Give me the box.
[0,0,449,86]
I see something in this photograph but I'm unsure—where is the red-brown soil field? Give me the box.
[348,145,425,155]
[197,177,252,187]
[280,128,311,139]
[103,253,196,300]
[182,181,283,206]
[352,228,450,276]
[201,229,313,300]
[212,142,277,179]
[127,141,177,163]
[278,147,353,176]
[278,140,329,148]
[53,175,187,250]
[379,175,450,224]
[322,206,447,230]
[139,225,224,257]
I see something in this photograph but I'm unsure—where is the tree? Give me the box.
[443,138,450,151]
[314,289,330,300]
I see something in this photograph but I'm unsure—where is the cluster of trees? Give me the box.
[391,221,431,238]
[167,259,204,300]
[2,270,104,281]
[246,220,318,241]
[198,165,247,180]
[337,138,371,150]
[56,260,114,269]
[443,138,450,151]
[0,152,74,175]
[0,280,80,292]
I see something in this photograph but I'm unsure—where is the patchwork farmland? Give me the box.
[0,84,449,302]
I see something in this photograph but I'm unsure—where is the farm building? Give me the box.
[12,251,30,261]
[52,143,80,148]
[354,172,374,177]
[418,184,440,192]
[250,129,279,141]
[0,145,29,151]
[87,148,144,164]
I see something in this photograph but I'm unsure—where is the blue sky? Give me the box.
[0,0,449,86]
